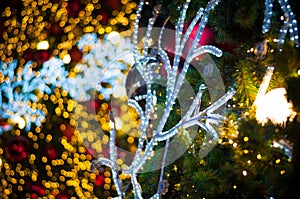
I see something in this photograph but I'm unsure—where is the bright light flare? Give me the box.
[255,88,295,126]
[37,40,49,50]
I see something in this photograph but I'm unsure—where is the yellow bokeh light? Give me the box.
[127,136,134,144]
[257,154,262,160]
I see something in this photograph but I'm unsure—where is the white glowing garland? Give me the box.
[262,0,299,48]
[91,0,235,198]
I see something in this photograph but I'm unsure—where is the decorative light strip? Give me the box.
[262,0,299,48]
[91,1,234,198]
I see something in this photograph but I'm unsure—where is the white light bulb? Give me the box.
[63,54,71,64]
[256,88,294,126]
[37,40,49,50]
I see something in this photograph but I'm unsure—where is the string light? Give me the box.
[91,0,235,198]
[262,0,299,48]
[36,40,49,50]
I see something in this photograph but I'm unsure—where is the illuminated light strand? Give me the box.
[157,138,170,196]
[262,0,299,48]
[133,0,145,63]
[91,1,234,198]
[262,0,274,34]
[109,120,124,197]
[172,0,191,83]
[142,16,158,58]
[158,0,222,136]
[253,66,274,106]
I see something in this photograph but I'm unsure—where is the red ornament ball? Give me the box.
[61,123,75,141]
[25,181,46,198]
[66,0,83,18]
[5,136,31,162]
[96,10,109,25]
[43,145,58,160]
[49,22,62,36]
[35,50,50,63]
[69,46,82,63]
[183,23,216,47]
[56,193,70,199]
[85,99,100,113]
[94,174,105,186]
[103,0,122,10]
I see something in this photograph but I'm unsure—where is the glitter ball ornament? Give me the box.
[158,180,170,195]
[254,40,268,59]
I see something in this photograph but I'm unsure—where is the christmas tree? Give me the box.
[0,0,300,199]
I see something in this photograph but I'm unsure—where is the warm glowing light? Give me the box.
[243,137,249,142]
[255,88,295,126]
[256,154,262,160]
[9,116,26,129]
[63,54,71,64]
[242,170,247,176]
[37,40,49,50]
[106,31,121,44]
[273,142,280,148]
[297,68,300,76]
